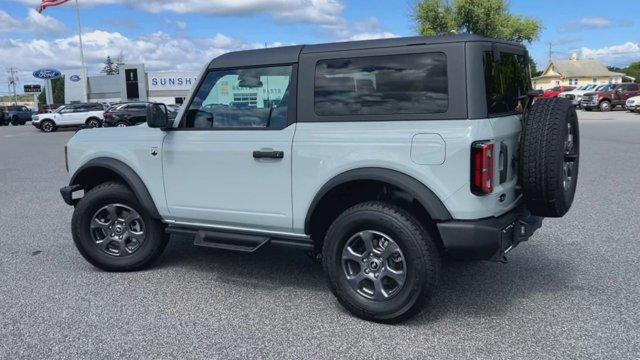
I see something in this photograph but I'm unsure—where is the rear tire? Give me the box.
[86,118,101,128]
[322,201,440,323]
[520,97,579,217]
[71,182,168,272]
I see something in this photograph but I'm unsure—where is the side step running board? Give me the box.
[166,226,314,253]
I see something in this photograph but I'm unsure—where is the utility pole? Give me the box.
[8,68,19,105]
[548,42,553,65]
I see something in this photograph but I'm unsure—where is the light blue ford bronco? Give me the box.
[60,35,579,323]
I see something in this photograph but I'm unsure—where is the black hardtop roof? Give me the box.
[208,34,523,69]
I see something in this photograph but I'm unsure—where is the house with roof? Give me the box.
[532,54,634,90]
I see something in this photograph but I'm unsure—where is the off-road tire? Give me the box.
[322,201,441,323]
[72,182,168,271]
[520,97,579,217]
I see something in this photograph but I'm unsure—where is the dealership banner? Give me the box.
[148,72,199,92]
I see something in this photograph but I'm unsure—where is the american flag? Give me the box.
[37,0,72,13]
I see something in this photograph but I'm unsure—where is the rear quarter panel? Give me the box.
[291,118,522,233]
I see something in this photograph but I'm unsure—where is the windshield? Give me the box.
[54,106,65,113]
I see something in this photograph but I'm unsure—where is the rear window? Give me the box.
[314,53,448,116]
[483,52,530,116]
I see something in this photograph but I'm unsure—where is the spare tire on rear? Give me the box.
[519,97,579,217]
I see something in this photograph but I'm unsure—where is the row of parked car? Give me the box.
[542,83,640,112]
[31,102,181,132]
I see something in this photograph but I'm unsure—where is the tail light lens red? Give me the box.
[471,142,494,195]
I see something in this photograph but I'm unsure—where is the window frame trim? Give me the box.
[175,63,298,131]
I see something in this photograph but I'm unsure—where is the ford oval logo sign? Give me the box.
[70,75,81,82]
[33,68,62,80]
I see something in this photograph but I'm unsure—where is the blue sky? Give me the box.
[1,0,640,94]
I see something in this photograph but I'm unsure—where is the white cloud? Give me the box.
[164,18,187,31]
[0,30,267,75]
[579,42,640,67]
[0,9,66,35]
[559,17,633,32]
[319,16,396,42]
[14,0,345,26]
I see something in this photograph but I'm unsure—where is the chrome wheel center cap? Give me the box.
[368,258,381,271]
[114,225,124,235]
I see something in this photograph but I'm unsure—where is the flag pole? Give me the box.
[74,0,88,102]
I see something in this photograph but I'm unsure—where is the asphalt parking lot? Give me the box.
[1,110,639,359]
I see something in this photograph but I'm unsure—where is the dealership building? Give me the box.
[64,64,199,105]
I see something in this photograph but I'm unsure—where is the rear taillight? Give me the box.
[471,142,494,195]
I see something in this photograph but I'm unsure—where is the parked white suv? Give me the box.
[625,95,640,111]
[60,35,580,323]
[32,103,105,132]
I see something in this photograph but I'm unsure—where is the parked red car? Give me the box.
[541,85,576,98]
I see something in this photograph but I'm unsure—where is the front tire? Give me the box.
[40,120,56,133]
[115,121,129,127]
[71,182,168,271]
[322,201,441,323]
[11,116,20,126]
[599,100,611,112]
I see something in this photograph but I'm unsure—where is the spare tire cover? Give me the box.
[519,98,579,217]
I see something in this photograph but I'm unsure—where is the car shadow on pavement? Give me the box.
[157,235,575,324]
[407,246,576,325]
[157,235,327,293]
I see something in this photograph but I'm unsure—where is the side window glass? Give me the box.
[314,53,448,116]
[183,65,293,129]
[60,106,74,114]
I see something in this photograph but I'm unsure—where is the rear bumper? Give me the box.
[437,205,542,261]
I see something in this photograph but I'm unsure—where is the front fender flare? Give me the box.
[70,157,161,219]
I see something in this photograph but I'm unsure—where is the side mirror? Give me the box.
[147,103,170,129]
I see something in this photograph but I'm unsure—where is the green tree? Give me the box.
[38,76,65,106]
[529,58,543,77]
[618,62,640,83]
[415,0,541,43]
[101,56,118,75]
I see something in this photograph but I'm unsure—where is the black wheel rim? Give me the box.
[42,122,52,132]
[563,122,578,191]
[90,203,146,257]
[341,230,406,301]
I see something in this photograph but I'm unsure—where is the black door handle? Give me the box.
[253,150,284,159]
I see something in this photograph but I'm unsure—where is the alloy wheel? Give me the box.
[90,203,146,257]
[563,122,578,191]
[341,230,407,301]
